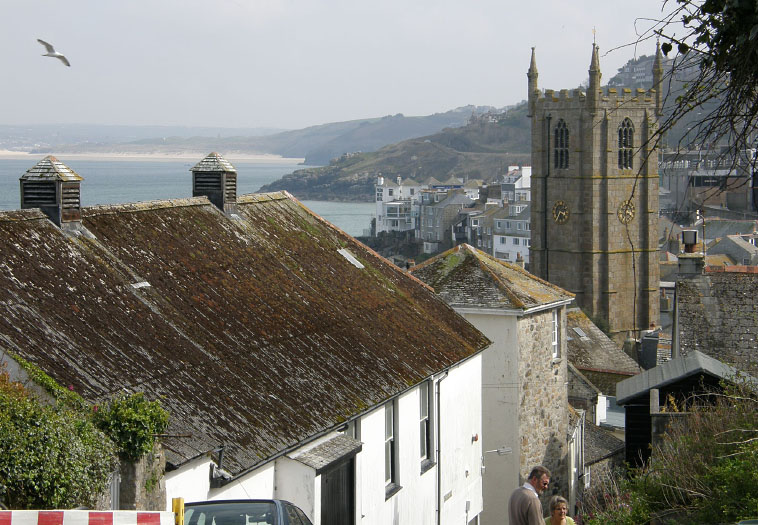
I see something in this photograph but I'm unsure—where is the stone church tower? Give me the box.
[528,44,662,344]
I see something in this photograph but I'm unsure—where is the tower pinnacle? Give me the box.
[527,47,539,117]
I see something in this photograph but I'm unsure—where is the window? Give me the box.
[420,381,432,463]
[505,221,511,229]
[526,239,531,247]
[526,222,530,231]
[410,188,415,195]
[618,118,634,169]
[552,310,559,359]
[495,220,503,229]
[500,237,506,244]
[554,119,569,169]
[517,222,522,230]
[388,189,394,197]
[472,219,479,227]
[513,238,520,245]
[385,402,397,486]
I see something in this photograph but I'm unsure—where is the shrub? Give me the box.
[93,392,169,462]
[0,369,117,509]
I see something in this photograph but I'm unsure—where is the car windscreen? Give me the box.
[185,502,277,525]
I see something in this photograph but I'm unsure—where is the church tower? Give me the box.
[528,44,661,344]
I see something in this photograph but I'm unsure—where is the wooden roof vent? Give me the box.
[190,152,238,214]
[20,155,83,229]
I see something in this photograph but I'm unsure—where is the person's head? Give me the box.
[549,495,568,519]
[527,466,551,494]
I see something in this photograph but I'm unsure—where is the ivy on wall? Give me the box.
[93,392,169,462]
[0,367,117,509]
[0,361,170,509]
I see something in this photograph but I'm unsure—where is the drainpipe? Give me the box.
[544,113,552,280]
[435,370,449,525]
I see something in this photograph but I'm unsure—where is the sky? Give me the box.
[1,0,670,130]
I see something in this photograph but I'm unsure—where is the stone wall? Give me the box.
[677,270,758,376]
[119,444,167,510]
[517,306,569,510]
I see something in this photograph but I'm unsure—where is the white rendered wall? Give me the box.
[212,461,275,500]
[458,310,521,525]
[275,456,317,523]
[438,355,484,525]
[164,457,213,506]
[357,356,483,524]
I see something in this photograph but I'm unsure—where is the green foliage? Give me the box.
[8,352,86,409]
[653,0,758,166]
[582,379,758,523]
[0,369,117,509]
[93,392,169,462]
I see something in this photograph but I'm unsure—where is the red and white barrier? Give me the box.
[0,511,174,525]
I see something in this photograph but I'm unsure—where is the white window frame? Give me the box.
[552,309,559,359]
[385,401,398,487]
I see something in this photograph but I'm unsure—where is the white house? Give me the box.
[411,244,576,524]
[1,154,491,524]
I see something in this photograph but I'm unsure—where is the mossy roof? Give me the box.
[0,191,489,475]
[566,308,641,389]
[409,244,573,311]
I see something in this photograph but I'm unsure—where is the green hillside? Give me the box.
[259,103,531,201]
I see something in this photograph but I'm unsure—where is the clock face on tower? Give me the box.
[617,199,635,224]
[552,200,570,224]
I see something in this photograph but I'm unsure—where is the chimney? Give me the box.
[678,229,705,276]
[396,176,402,186]
[191,152,237,214]
[20,155,83,230]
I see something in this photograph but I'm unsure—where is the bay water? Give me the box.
[0,157,374,237]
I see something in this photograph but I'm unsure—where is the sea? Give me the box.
[0,157,375,238]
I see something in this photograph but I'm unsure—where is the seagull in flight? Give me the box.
[37,39,70,67]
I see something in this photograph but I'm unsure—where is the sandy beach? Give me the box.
[0,149,305,164]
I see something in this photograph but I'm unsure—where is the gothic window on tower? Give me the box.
[554,120,569,169]
[618,118,634,169]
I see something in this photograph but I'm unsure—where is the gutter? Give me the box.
[544,113,552,281]
[435,370,449,525]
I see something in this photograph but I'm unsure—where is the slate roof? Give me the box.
[700,218,758,240]
[409,244,574,311]
[20,155,83,182]
[0,191,489,476]
[617,350,757,404]
[190,152,237,173]
[431,193,473,208]
[584,420,625,466]
[676,268,758,375]
[566,308,641,395]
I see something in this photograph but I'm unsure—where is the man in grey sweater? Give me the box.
[508,466,551,525]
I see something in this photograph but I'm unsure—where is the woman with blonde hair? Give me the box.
[545,495,575,525]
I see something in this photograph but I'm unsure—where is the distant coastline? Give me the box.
[0,149,305,164]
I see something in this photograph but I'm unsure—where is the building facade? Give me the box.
[528,44,661,343]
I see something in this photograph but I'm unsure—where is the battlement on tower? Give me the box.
[532,86,657,110]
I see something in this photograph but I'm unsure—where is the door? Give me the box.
[320,457,355,525]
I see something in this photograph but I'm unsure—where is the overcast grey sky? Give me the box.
[1,0,667,130]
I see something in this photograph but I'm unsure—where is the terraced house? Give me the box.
[1,154,491,525]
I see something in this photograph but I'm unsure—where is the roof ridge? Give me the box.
[81,197,210,216]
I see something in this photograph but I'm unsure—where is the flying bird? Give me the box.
[37,39,70,67]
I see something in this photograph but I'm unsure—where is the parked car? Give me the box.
[184,499,313,525]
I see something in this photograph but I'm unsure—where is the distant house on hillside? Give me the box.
[707,234,758,266]
[2,154,492,525]
[410,244,575,523]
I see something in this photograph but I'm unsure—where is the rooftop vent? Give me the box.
[20,155,83,229]
[191,152,237,214]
